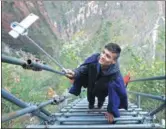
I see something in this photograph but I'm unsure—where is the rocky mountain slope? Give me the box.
[2,1,165,63]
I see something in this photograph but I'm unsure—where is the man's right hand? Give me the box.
[64,69,75,79]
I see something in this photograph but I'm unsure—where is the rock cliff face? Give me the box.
[1,1,165,60]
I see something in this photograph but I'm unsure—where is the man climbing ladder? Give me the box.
[65,43,130,123]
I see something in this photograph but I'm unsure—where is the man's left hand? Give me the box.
[104,112,114,123]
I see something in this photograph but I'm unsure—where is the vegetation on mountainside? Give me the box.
[120,29,165,123]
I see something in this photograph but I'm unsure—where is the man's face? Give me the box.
[99,48,117,66]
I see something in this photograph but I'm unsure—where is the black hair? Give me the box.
[104,43,121,60]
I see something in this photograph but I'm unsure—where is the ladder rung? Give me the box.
[66,105,138,109]
[57,116,145,123]
[57,121,140,125]
[60,108,142,113]
[54,111,148,117]
[26,123,162,129]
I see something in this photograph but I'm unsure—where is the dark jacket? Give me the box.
[69,53,128,117]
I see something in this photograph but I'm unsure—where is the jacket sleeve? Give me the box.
[73,65,88,79]
[115,75,128,110]
[107,75,128,117]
